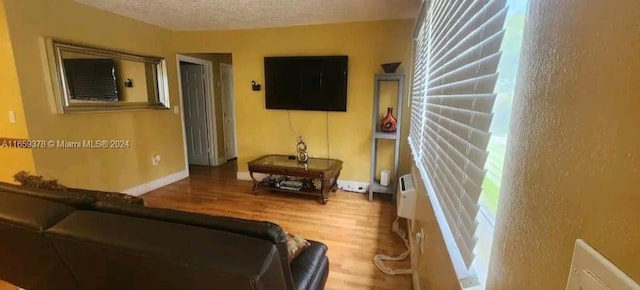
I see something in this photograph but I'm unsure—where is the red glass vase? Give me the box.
[379,107,397,132]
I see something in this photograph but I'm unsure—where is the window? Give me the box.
[408,0,526,287]
[479,0,527,217]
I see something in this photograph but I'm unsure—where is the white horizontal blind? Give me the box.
[408,0,507,268]
[409,3,430,163]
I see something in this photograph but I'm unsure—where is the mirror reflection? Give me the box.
[49,40,169,112]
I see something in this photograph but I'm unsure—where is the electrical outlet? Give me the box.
[340,183,367,193]
[152,154,161,165]
[460,276,481,288]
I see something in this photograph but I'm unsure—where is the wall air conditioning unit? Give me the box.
[397,173,416,220]
[397,173,421,290]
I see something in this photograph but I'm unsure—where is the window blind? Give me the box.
[63,59,120,102]
[408,0,507,268]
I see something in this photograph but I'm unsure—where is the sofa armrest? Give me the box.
[290,241,329,290]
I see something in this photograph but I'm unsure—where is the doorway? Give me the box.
[220,63,237,160]
[177,56,216,166]
[177,53,234,168]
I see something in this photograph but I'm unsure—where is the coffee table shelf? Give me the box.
[264,185,321,196]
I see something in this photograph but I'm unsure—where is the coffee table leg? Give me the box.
[318,177,331,205]
[319,187,328,205]
[250,171,260,194]
[331,171,341,192]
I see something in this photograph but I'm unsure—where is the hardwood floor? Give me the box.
[143,161,412,290]
[0,281,16,290]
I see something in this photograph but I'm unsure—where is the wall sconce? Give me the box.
[124,78,134,88]
[251,81,261,91]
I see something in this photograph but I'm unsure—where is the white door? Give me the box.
[220,63,237,160]
[181,63,210,165]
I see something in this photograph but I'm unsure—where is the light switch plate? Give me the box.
[152,154,161,166]
[566,239,640,290]
[173,105,180,114]
[8,111,16,123]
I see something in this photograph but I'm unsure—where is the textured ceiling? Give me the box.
[72,0,420,31]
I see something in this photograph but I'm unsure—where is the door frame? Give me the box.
[220,62,237,160]
[176,54,219,169]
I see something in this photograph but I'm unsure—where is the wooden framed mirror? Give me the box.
[46,39,170,113]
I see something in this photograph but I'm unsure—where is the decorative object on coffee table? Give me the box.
[381,62,402,73]
[296,136,309,164]
[248,154,342,204]
[379,107,398,132]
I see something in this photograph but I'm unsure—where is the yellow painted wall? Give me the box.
[2,0,185,191]
[173,20,413,181]
[185,53,232,161]
[0,0,35,182]
[410,165,461,290]
[488,0,640,288]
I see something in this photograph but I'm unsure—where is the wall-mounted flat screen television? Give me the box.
[264,55,348,112]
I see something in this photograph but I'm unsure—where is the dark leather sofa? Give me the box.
[0,183,329,290]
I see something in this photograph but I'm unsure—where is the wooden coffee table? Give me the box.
[248,154,343,204]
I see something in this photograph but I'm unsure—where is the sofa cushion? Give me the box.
[94,200,295,289]
[46,211,287,290]
[290,241,329,290]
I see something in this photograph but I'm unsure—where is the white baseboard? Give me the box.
[236,171,369,193]
[122,170,189,196]
[337,180,369,193]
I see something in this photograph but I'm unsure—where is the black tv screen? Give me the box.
[264,56,348,112]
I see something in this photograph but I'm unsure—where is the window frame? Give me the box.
[407,0,511,287]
